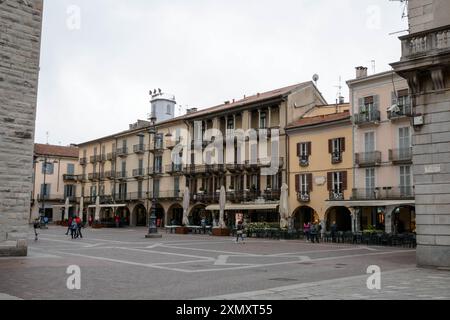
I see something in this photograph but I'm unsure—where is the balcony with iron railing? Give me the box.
[79,158,87,165]
[331,151,343,164]
[104,171,115,180]
[149,141,164,153]
[399,25,450,60]
[299,155,309,167]
[90,155,99,163]
[37,194,65,202]
[353,110,381,126]
[263,189,280,201]
[226,163,245,172]
[148,166,163,176]
[245,157,284,170]
[148,190,184,200]
[63,174,78,182]
[132,168,145,179]
[355,151,382,167]
[351,186,415,201]
[88,173,100,181]
[166,138,182,150]
[106,152,116,161]
[389,148,413,165]
[116,147,128,157]
[166,163,184,175]
[297,192,310,203]
[387,104,413,121]
[77,174,88,182]
[133,144,146,154]
[329,190,345,201]
[116,171,128,180]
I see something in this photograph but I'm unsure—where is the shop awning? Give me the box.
[205,203,279,211]
[326,199,415,208]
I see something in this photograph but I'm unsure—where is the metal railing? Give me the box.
[106,152,116,161]
[88,173,100,181]
[354,110,381,125]
[133,144,146,153]
[63,174,78,181]
[351,186,415,200]
[297,192,310,202]
[132,168,145,178]
[355,151,382,167]
[148,166,163,175]
[79,158,87,165]
[329,190,345,201]
[389,148,412,164]
[116,171,128,179]
[116,147,128,157]
[387,104,413,120]
[331,152,342,164]
[299,155,309,167]
[104,171,115,180]
[166,164,183,174]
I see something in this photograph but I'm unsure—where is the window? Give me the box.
[154,180,160,198]
[42,162,54,175]
[119,183,127,199]
[260,112,267,129]
[400,166,412,195]
[329,138,345,163]
[166,104,172,115]
[365,168,376,198]
[102,145,106,157]
[64,185,76,199]
[99,184,105,196]
[155,156,163,172]
[174,177,180,193]
[227,118,234,130]
[297,142,311,166]
[40,184,50,197]
[67,163,75,175]
[364,132,375,153]
[94,147,97,156]
[138,181,143,199]
[121,161,126,173]
[155,134,164,149]
[295,174,312,194]
[399,127,411,149]
[90,186,97,198]
[139,135,144,146]
[138,159,143,170]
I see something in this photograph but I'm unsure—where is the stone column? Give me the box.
[349,207,357,233]
[384,205,397,234]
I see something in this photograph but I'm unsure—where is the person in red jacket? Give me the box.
[75,216,83,239]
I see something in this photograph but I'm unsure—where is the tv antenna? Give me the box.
[334,76,344,104]
[312,74,319,86]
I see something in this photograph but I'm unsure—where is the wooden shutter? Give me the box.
[295,175,300,192]
[307,142,312,156]
[328,139,333,154]
[307,174,313,192]
[297,143,301,157]
[358,98,364,112]
[341,138,346,152]
[342,171,348,190]
[327,172,332,191]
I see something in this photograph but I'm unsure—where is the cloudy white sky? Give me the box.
[36,0,408,146]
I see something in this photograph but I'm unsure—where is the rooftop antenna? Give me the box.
[46,131,49,144]
[334,76,345,106]
[367,60,376,74]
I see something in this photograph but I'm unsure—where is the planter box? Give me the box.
[176,226,189,234]
[212,228,230,237]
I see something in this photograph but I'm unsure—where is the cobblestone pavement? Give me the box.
[0,226,448,300]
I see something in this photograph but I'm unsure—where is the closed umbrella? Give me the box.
[219,186,226,229]
[94,196,101,222]
[279,183,289,229]
[64,197,70,220]
[182,187,190,226]
[79,197,84,222]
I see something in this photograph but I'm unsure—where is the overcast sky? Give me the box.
[35,0,408,146]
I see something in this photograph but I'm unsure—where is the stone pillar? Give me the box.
[349,207,357,233]
[0,0,43,256]
[384,206,397,234]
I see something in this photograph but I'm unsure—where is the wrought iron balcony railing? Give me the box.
[351,186,415,200]
[331,152,342,164]
[133,144,146,154]
[387,104,413,120]
[297,192,310,203]
[389,148,412,164]
[355,151,382,167]
[79,158,87,165]
[104,171,115,180]
[63,174,78,182]
[116,147,128,157]
[132,168,145,178]
[116,171,128,180]
[353,110,381,125]
[329,190,345,201]
[299,155,309,167]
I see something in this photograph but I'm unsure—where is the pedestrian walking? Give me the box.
[75,215,83,239]
[310,223,317,243]
[235,220,245,243]
[331,221,338,243]
[65,216,73,235]
[88,215,93,227]
[33,219,40,241]
[70,218,78,239]
[201,217,206,234]
[304,222,311,242]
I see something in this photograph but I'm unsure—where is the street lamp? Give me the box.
[146,115,162,238]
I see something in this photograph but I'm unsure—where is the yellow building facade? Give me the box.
[286,107,354,231]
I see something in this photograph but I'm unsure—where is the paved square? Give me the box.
[0,226,449,300]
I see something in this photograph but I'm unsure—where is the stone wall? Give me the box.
[408,0,450,33]
[0,0,43,254]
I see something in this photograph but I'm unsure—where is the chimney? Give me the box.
[355,66,368,79]
[224,101,230,105]
[339,96,345,104]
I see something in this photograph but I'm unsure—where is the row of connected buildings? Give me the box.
[31,67,416,235]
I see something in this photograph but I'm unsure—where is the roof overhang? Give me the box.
[326,199,415,208]
[206,203,279,211]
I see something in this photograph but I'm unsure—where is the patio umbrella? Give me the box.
[64,197,70,220]
[94,196,101,222]
[279,183,289,229]
[79,197,84,222]
[219,186,226,229]
[182,186,190,226]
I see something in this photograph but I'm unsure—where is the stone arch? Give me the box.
[291,206,319,230]
[132,203,147,227]
[151,202,165,227]
[189,204,207,226]
[167,203,183,226]
[117,206,131,226]
[325,206,352,232]
[391,205,416,234]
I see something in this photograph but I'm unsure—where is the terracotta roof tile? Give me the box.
[286,110,351,129]
[34,144,79,158]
